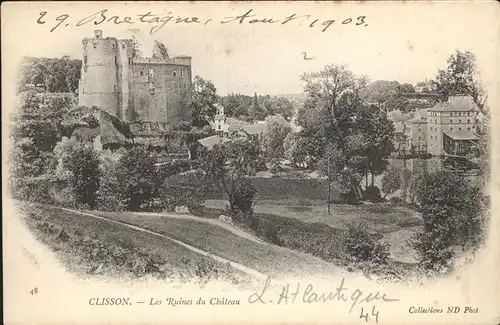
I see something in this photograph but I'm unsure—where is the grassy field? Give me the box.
[185,176,341,201]
[93,210,348,279]
[18,203,253,285]
[203,199,422,264]
[204,199,421,234]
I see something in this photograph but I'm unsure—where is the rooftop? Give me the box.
[197,135,230,150]
[228,123,268,135]
[225,117,245,125]
[443,130,478,141]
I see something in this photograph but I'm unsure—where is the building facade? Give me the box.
[391,96,480,157]
[78,30,192,125]
[426,96,479,155]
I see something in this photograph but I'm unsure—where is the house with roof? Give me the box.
[211,103,269,142]
[391,95,481,158]
[407,108,429,153]
[212,104,246,137]
[228,123,268,142]
[426,96,480,156]
[393,120,411,153]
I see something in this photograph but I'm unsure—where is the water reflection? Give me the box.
[389,156,443,174]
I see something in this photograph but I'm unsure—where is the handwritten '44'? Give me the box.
[360,305,380,324]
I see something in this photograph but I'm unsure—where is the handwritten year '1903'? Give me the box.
[36,9,368,35]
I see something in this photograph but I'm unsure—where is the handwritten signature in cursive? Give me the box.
[249,277,399,323]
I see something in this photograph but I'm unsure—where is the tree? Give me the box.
[397,83,415,94]
[232,179,257,212]
[248,92,266,121]
[381,167,412,201]
[183,76,219,127]
[355,104,395,186]
[301,65,401,201]
[199,138,259,211]
[283,132,310,168]
[361,80,400,105]
[467,119,489,184]
[381,168,402,199]
[436,50,488,117]
[66,145,100,209]
[411,171,488,272]
[382,94,410,113]
[262,115,292,167]
[18,56,81,93]
[115,147,158,210]
[269,97,294,121]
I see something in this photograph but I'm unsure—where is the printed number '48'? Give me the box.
[30,287,38,295]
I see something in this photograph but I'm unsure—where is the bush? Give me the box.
[342,222,389,265]
[156,160,191,181]
[96,159,125,212]
[65,145,100,209]
[411,231,454,273]
[115,147,158,211]
[229,209,258,229]
[231,180,257,212]
[411,171,487,272]
[381,168,402,198]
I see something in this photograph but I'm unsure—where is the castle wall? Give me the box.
[132,64,168,122]
[131,62,192,124]
[79,31,193,125]
[79,33,119,116]
[117,40,134,121]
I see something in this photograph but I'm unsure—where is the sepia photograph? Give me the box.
[2,1,499,324]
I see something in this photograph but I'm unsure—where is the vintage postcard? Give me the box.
[2,1,499,324]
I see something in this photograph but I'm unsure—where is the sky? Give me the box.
[3,2,499,96]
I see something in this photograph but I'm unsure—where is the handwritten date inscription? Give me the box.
[36,9,368,35]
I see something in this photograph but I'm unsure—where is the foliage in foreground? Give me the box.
[411,171,488,273]
[23,206,239,284]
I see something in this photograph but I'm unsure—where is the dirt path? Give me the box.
[129,211,266,245]
[61,208,270,281]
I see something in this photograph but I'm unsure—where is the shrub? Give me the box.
[381,168,402,198]
[231,180,257,212]
[96,159,125,212]
[342,222,389,265]
[229,209,258,229]
[115,147,158,211]
[11,176,60,204]
[66,145,100,209]
[411,171,488,272]
[411,231,454,273]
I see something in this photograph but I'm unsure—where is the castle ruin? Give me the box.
[78,30,192,125]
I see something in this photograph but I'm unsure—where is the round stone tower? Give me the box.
[78,30,120,116]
